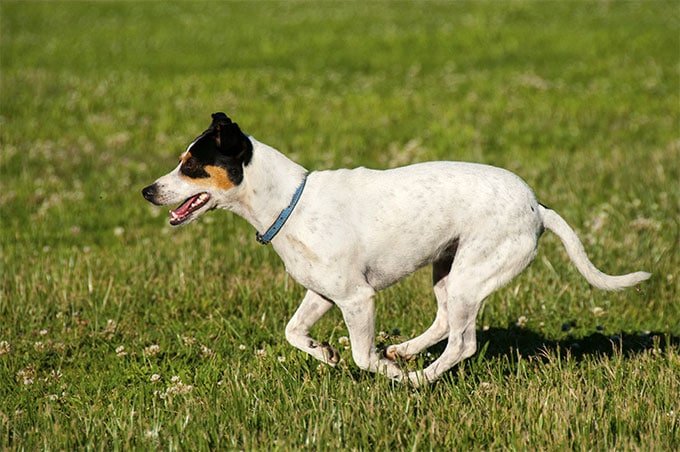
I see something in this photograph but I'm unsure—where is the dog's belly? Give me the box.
[361,238,458,290]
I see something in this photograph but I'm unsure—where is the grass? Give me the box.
[1,0,679,449]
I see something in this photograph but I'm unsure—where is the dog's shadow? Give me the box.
[337,328,678,384]
[429,327,679,365]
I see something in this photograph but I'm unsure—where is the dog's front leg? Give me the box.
[285,290,340,365]
[336,287,404,381]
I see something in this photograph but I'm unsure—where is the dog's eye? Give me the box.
[182,158,201,173]
[180,158,209,178]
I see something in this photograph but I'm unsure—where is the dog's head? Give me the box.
[142,112,252,226]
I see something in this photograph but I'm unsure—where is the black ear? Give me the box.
[211,112,232,125]
[213,114,252,166]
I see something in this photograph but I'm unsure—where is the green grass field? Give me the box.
[1,1,679,449]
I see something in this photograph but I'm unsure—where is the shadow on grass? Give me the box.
[449,327,679,362]
[337,329,679,384]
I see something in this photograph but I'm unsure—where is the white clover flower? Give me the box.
[174,383,193,394]
[115,345,127,357]
[200,345,215,358]
[103,319,117,335]
[181,335,196,346]
[144,344,160,356]
[150,374,161,383]
[0,341,11,356]
[145,428,160,439]
[16,367,36,385]
[515,316,528,328]
[165,377,193,396]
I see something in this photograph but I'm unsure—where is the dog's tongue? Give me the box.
[172,194,202,217]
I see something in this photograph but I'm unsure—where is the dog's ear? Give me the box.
[211,112,232,125]
[210,112,252,165]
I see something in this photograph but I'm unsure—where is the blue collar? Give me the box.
[255,174,308,245]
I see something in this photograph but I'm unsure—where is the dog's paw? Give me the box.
[311,341,340,366]
[384,345,399,361]
[384,345,414,362]
[321,342,340,365]
[406,371,429,388]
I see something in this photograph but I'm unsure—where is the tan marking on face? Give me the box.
[179,165,235,191]
[179,151,191,163]
[204,165,235,190]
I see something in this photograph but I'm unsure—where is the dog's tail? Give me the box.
[539,204,651,291]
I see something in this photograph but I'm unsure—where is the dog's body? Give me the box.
[143,113,650,385]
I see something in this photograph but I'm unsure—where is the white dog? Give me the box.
[142,112,650,385]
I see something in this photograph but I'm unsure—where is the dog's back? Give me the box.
[294,161,543,289]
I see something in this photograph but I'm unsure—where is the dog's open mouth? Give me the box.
[169,193,210,226]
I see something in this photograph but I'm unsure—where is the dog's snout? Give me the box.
[142,184,159,204]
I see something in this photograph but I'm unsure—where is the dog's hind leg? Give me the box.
[407,234,537,386]
[285,290,340,365]
[385,256,453,361]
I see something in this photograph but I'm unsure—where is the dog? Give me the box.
[142,112,650,386]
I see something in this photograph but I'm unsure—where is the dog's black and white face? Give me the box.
[142,112,252,226]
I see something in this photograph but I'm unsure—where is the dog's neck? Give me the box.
[228,137,308,234]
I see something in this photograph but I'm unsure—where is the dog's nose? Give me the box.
[142,184,157,202]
